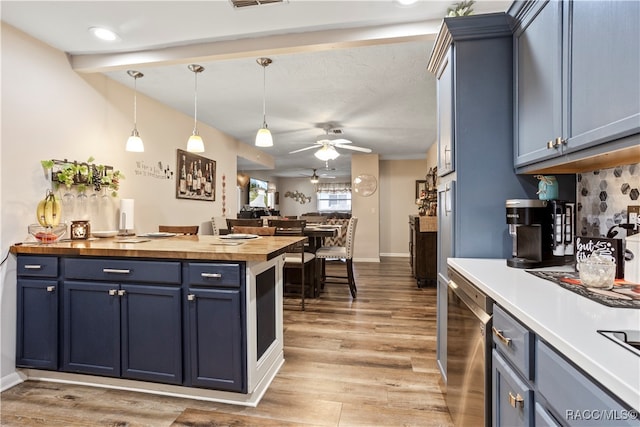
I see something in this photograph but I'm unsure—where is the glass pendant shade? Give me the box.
[255,127,273,147]
[125,70,144,152]
[126,130,144,152]
[256,58,273,147]
[314,145,340,161]
[187,64,205,152]
[187,133,205,153]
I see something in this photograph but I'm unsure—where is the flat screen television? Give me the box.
[248,177,268,207]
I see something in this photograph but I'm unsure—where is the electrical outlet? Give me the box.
[628,205,640,236]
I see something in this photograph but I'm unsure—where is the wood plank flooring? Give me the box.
[1,257,451,427]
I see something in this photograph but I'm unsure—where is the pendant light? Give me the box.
[310,169,319,184]
[255,57,273,147]
[187,64,205,153]
[125,70,144,152]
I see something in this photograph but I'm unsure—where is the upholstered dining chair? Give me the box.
[268,219,315,310]
[158,225,199,235]
[315,217,358,299]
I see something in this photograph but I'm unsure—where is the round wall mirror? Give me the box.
[353,174,377,197]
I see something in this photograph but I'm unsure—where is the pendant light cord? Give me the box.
[133,76,138,131]
[262,64,267,128]
[193,70,199,134]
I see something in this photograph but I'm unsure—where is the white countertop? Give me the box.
[448,258,640,411]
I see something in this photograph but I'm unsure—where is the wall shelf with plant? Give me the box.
[40,157,124,197]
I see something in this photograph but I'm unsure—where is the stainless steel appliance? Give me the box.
[447,267,493,427]
[505,199,574,268]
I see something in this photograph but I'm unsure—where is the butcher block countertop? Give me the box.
[10,235,306,262]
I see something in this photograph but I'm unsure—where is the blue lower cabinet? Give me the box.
[62,281,121,377]
[16,279,59,370]
[121,284,182,384]
[493,349,533,427]
[186,287,246,393]
[62,280,183,383]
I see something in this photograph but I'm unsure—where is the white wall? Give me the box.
[0,23,258,385]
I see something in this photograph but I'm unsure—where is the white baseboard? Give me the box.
[353,257,380,263]
[380,253,410,258]
[1,371,25,392]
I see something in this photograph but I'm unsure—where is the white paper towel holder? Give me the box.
[118,199,136,236]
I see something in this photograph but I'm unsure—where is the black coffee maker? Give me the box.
[506,199,574,268]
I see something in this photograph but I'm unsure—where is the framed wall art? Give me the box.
[176,149,216,201]
[416,180,427,199]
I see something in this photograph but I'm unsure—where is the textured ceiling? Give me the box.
[1,0,511,178]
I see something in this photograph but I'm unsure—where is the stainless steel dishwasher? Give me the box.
[446,267,493,427]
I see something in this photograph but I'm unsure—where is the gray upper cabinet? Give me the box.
[514,0,563,166]
[567,0,640,151]
[512,0,640,171]
[436,48,454,177]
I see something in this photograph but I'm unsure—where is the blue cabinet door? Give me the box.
[514,0,564,167]
[121,284,182,385]
[492,349,534,427]
[437,47,455,177]
[187,287,246,392]
[16,279,58,369]
[62,281,121,377]
[565,0,640,153]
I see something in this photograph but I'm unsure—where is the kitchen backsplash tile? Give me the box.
[577,163,639,237]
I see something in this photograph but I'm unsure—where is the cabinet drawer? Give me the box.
[63,258,181,284]
[536,340,636,427]
[17,256,58,278]
[493,304,533,380]
[187,263,242,288]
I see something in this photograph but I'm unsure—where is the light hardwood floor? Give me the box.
[1,258,452,427]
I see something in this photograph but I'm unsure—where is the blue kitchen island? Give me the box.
[10,234,305,407]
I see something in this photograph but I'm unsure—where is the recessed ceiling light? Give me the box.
[89,27,120,42]
[394,0,419,6]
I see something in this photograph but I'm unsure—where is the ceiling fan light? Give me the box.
[255,127,273,147]
[187,133,205,152]
[314,145,340,161]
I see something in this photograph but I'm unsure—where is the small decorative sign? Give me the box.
[176,149,215,201]
[575,236,624,278]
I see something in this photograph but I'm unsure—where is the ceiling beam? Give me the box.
[70,21,440,73]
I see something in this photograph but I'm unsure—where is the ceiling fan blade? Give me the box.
[317,138,352,145]
[289,145,319,154]
[335,144,372,153]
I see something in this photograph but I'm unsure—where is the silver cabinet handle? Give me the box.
[118,290,126,296]
[444,183,452,216]
[103,268,131,274]
[187,294,195,301]
[46,286,55,292]
[509,392,524,409]
[108,289,117,296]
[201,273,222,278]
[24,264,42,270]
[492,327,512,347]
[547,137,565,150]
[444,146,452,169]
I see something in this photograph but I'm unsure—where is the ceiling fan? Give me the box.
[302,168,336,184]
[288,128,372,160]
